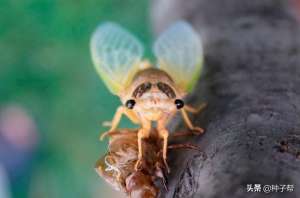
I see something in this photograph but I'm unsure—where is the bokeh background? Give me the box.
[0,0,151,197]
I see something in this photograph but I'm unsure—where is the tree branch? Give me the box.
[151,0,300,197]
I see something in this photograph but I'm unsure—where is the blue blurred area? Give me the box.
[0,0,150,197]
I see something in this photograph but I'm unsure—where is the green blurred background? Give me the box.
[0,0,151,197]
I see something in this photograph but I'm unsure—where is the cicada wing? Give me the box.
[90,22,144,95]
[153,21,203,92]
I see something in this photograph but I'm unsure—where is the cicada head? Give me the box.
[119,67,187,121]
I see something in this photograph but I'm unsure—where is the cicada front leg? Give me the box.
[184,102,207,114]
[157,114,174,173]
[180,108,203,133]
[135,119,151,170]
[158,128,170,173]
[100,106,140,140]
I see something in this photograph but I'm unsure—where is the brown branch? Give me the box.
[151,0,300,197]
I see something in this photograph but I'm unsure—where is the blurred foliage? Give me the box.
[0,0,151,197]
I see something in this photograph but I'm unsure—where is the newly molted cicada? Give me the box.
[90,21,204,170]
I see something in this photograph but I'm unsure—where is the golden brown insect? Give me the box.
[90,21,205,170]
[95,128,201,198]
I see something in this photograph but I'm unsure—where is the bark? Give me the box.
[151,0,300,198]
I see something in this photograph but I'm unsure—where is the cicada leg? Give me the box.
[180,108,204,134]
[100,106,140,140]
[168,143,200,150]
[184,102,207,114]
[158,128,170,173]
[134,120,151,171]
[157,114,173,173]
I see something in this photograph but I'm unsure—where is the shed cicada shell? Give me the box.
[95,128,201,198]
[95,129,165,198]
[90,21,205,171]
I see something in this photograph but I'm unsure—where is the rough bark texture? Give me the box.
[151,0,300,198]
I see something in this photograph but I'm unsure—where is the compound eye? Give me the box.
[174,99,184,109]
[125,99,136,109]
[145,82,152,89]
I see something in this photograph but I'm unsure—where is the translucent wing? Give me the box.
[153,21,203,92]
[90,22,144,95]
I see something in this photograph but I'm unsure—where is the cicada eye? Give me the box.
[125,99,136,109]
[145,82,152,89]
[174,99,184,109]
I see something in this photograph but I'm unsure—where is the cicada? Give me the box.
[90,21,205,171]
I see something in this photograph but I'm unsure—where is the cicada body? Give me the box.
[90,21,205,170]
